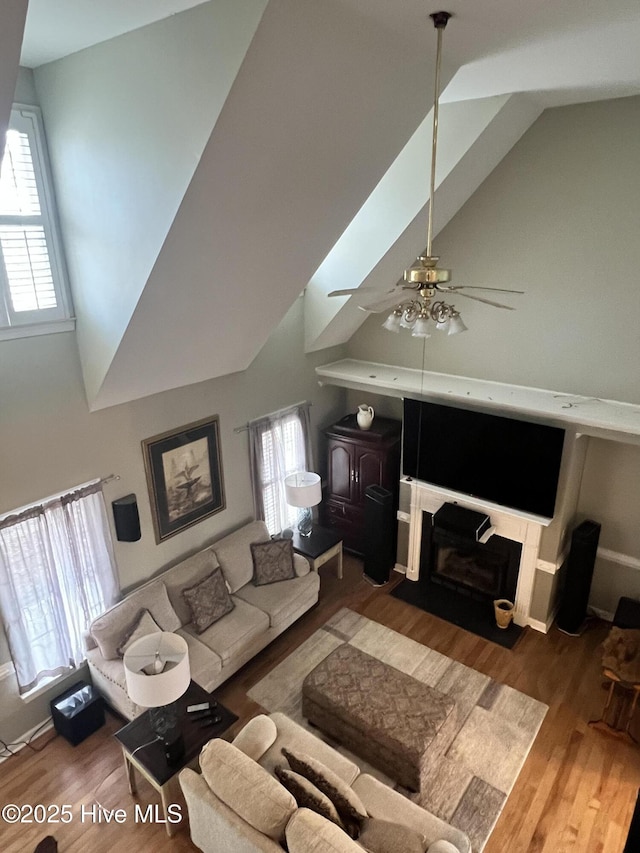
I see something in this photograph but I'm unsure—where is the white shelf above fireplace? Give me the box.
[316,359,640,444]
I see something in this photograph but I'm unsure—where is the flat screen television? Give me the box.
[402,398,565,519]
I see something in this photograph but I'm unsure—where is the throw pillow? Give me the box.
[182,568,234,634]
[274,766,344,830]
[117,608,162,657]
[357,818,426,853]
[282,748,367,837]
[250,539,296,586]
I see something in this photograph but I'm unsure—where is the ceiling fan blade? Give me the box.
[358,293,406,313]
[448,291,516,310]
[328,286,388,297]
[439,285,525,294]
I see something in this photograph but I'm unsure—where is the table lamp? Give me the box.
[123,632,190,763]
[284,471,322,537]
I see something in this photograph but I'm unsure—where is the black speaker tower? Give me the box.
[363,485,396,586]
[556,519,601,636]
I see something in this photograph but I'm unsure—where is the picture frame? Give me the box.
[142,415,226,543]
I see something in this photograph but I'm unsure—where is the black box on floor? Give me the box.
[50,681,105,746]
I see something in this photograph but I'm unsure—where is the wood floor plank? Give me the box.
[1,554,639,852]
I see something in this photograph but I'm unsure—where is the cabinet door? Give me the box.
[327,440,355,503]
[355,447,385,504]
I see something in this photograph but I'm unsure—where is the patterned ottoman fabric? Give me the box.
[302,643,455,792]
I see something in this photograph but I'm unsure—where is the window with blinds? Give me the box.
[0,106,72,334]
[261,412,307,535]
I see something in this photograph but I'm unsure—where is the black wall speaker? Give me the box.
[112,493,141,542]
[556,519,601,636]
[363,484,396,586]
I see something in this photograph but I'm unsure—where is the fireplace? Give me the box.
[420,510,521,603]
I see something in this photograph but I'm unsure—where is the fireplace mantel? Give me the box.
[406,478,545,628]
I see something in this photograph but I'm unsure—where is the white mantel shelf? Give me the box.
[316,359,640,445]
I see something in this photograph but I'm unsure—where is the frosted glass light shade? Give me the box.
[382,312,401,332]
[411,316,431,338]
[448,313,468,335]
[284,472,322,508]
[123,632,190,708]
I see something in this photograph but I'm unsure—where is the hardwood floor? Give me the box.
[2,554,638,852]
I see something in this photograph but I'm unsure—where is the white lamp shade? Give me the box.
[284,472,322,508]
[123,632,190,708]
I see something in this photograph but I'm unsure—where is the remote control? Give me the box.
[200,715,223,727]
[190,710,215,721]
[187,702,211,713]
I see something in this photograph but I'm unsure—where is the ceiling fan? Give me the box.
[328,11,523,337]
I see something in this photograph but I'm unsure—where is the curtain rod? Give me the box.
[234,401,311,434]
[101,474,121,485]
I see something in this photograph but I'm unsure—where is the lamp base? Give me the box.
[297,507,313,538]
[149,702,185,763]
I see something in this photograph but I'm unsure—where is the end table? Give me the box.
[292,526,343,579]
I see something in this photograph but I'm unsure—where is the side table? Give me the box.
[114,681,238,836]
[292,526,343,579]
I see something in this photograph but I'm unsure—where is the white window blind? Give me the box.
[0,106,71,332]
[247,403,312,536]
[261,413,306,534]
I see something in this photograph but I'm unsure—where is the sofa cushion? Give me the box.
[234,571,319,630]
[286,808,362,853]
[282,748,367,834]
[182,569,235,634]
[232,713,278,762]
[90,580,180,660]
[183,596,269,665]
[175,627,222,692]
[117,609,162,657]
[275,766,344,829]
[163,547,221,626]
[213,520,270,593]
[251,539,296,586]
[200,738,296,841]
[358,818,426,853]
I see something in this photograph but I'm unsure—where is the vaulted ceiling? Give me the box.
[4,0,640,409]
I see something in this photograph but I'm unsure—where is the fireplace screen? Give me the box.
[434,543,505,597]
[421,517,522,603]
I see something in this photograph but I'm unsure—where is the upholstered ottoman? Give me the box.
[302,644,455,792]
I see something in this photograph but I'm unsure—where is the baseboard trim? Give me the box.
[0,660,15,681]
[588,605,615,623]
[597,548,640,572]
[0,717,53,764]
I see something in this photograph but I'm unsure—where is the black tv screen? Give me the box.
[402,398,565,519]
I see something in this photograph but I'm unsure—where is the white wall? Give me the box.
[0,297,345,742]
[33,0,267,403]
[347,95,640,615]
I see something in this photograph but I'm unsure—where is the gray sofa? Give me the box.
[180,712,471,853]
[85,521,319,719]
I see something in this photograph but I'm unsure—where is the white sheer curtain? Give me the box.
[0,481,119,694]
[248,402,313,535]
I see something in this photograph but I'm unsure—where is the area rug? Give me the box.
[248,607,548,852]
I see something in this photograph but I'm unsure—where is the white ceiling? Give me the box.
[20,1,640,100]
[13,0,640,408]
[21,0,211,67]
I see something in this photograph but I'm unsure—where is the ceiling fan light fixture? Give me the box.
[399,305,418,329]
[448,311,468,335]
[382,309,402,332]
[411,313,431,338]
